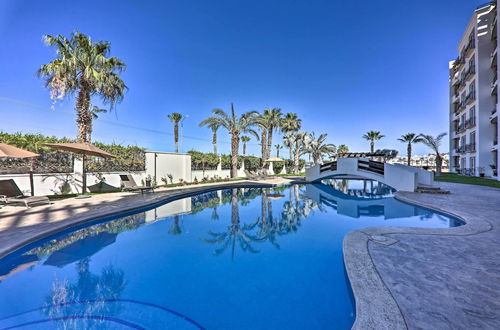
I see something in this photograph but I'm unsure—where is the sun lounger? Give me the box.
[0,179,51,208]
[120,175,154,194]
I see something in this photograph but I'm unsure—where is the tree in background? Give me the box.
[200,104,259,177]
[168,112,183,153]
[304,133,336,164]
[87,105,108,142]
[337,144,349,155]
[275,144,283,158]
[397,133,423,166]
[362,131,384,153]
[38,31,126,143]
[262,108,282,161]
[280,113,302,161]
[241,136,251,155]
[199,122,220,155]
[419,133,447,175]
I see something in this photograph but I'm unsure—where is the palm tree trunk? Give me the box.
[407,143,411,166]
[174,123,179,152]
[212,131,217,155]
[294,146,300,173]
[76,84,91,143]
[436,155,442,176]
[243,142,247,155]
[231,133,239,178]
[267,128,273,159]
[261,131,267,164]
[370,141,374,153]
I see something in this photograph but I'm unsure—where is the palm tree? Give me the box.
[275,144,283,158]
[263,108,282,160]
[256,116,269,163]
[419,133,447,176]
[290,131,308,172]
[199,122,220,155]
[337,144,349,155]
[199,104,259,177]
[304,133,336,164]
[280,113,302,133]
[241,136,251,155]
[86,105,108,142]
[280,113,301,161]
[38,31,126,143]
[168,112,183,152]
[397,133,423,166]
[362,131,385,153]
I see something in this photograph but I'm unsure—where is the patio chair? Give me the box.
[120,175,154,194]
[0,179,51,208]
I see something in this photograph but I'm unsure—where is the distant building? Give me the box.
[448,1,499,179]
[387,153,450,172]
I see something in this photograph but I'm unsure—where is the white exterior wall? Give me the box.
[145,151,192,184]
[192,169,231,181]
[0,171,146,196]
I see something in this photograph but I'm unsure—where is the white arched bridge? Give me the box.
[306,158,434,192]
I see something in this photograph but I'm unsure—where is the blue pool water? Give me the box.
[0,181,463,329]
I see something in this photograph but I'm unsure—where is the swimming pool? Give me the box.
[0,181,463,329]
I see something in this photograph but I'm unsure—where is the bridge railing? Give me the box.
[358,159,384,175]
[320,161,337,173]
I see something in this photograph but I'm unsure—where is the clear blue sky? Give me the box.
[0,0,479,157]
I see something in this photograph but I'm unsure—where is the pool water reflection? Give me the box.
[0,181,462,329]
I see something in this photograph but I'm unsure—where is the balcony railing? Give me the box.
[457,122,466,133]
[465,116,476,129]
[465,143,476,152]
[465,65,476,80]
[466,91,476,104]
[465,38,475,56]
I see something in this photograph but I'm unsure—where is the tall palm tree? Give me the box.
[337,144,349,154]
[199,122,220,155]
[362,131,384,153]
[199,104,259,177]
[275,144,283,158]
[168,112,183,153]
[280,112,301,161]
[86,105,108,142]
[280,113,302,133]
[397,133,423,166]
[304,132,336,164]
[263,108,282,160]
[241,136,251,155]
[289,131,308,172]
[419,133,447,176]
[38,31,126,143]
[256,115,269,163]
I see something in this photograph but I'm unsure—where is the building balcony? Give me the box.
[492,48,498,68]
[457,122,466,133]
[464,65,475,81]
[492,79,498,95]
[452,56,465,72]
[464,38,475,57]
[466,91,476,105]
[465,143,476,153]
[465,116,476,129]
[492,14,497,40]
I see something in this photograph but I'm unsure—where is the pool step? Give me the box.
[416,185,450,194]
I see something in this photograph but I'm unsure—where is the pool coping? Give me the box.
[0,181,279,260]
[342,188,494,330]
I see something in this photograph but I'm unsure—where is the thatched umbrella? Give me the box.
[44,143,116,195]
[0,143,39,196]
[265,157,284,174]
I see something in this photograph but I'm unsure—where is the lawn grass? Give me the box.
[435,173,500,189]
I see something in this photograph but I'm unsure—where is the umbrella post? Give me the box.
[29,158,35,196]
[82,154,87,194]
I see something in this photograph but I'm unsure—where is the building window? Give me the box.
[468,106,475,119]
[469,82,475,95]
[470,157,475,175]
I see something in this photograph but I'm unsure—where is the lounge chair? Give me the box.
[0,179,51,208]
[120,175,154,194]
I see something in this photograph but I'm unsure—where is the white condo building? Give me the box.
[449,1,499,179]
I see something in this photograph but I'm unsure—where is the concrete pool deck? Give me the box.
[0,178,288,259]
[344,181,500,329]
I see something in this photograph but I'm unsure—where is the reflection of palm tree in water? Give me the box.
[168,215,182,235]
[45,257,126,329]
[202,188,261,259]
